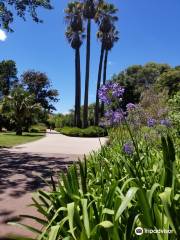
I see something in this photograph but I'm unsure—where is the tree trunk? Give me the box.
[76,48,81,128]
[95,45,105,126]
[83,19,91,128]
[101,50,108,117]
[74,49,78,126]
[16,125,22,136]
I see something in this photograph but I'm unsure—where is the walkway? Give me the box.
[0,132,107,239]
[11,130,107,155]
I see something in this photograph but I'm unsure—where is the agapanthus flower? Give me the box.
[98,82,125,104]
[126,103,136,111]
[123,142,134,155]
[111,83,125,98]
[160,119,171,127]
[104,109,124,125]
[147,118,156,127]
[112,110,124,123]
[98,85,111,104]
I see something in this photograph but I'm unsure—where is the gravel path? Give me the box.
[0,132,107,238]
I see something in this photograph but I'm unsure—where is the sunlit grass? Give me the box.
[0,132,45,147]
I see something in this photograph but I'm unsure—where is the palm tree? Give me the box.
[83,0,96,128]
[101,27,119,116]
[3,86,40,135]
[65,2,84,127]
[94,1,118,125]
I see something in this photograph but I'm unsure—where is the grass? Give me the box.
[0,132,45,147]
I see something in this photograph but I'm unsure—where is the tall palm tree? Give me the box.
[66,28,84,128]
[83,0,96,128]
[65,2,84,127]
[94,1,118,125]
[101,27,119,116]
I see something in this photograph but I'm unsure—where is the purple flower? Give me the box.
[147,118,156,127]
[104,109,124,125]
[112,110,124,123]
[111,83,125,98]
[160,119,171,127]
[126,103,136,111]
[105,109,114,118]
[123,142,134,155]
[98,82,124,104]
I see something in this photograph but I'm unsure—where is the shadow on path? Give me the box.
[0,149,78,223]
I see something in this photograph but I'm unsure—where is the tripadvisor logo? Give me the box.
[135,227,143,235]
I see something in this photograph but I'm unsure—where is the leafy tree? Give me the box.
[0,60,17,96]
[83,0,96,128]
[156,69,180,96]
[112,62,171,109]
[65,2,84,128]
[3,86,40,135]
[21,70,59,111]
[0,0,52,31]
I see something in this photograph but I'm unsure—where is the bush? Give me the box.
[56,126,107,137]
[30,123,47,133]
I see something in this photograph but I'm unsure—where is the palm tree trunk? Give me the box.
[101,50,108,117]
[74,50,78,126]
[76,48,81,128]
[95,44,105,126]
[83,19,91,128]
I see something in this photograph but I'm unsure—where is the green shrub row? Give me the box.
[30,123,47,133]
[56,126,107,137]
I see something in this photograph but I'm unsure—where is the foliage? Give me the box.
[30,123,47,133]
[0,0,52,31]
[11,123,180,239]
[168,91,180,134]
[2,86,40,135]
[112,62,172,108]
[56,126,107,137]
[156,69,180,96]
[22,70,59,111]
[0,60,17,96]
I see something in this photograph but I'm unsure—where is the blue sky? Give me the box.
[0,0,180,113]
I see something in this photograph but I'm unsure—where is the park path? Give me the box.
[11,130,107,155]
[0,132,107,239]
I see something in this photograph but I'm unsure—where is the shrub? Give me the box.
[56,126,107,137]
[168,91,180,134]
[30,123,47,133]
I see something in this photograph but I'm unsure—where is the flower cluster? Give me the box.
[123,142,134,155]
[147,118,156,127]
[105,109,124,124]
[126,103,137,111]
[147,118,171,128]
[160,119,171,127]
[98,82,125,105]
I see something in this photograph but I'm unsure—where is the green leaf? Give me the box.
[115,187,138,221]
[67,202,77,240]
[98,221,113,228]
[49,225,60,240]
[81,199,90,238]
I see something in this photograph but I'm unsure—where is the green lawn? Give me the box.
[0,132,45,147]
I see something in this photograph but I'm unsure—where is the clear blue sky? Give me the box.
[0,0,180,113]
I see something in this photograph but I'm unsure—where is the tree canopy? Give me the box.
[21,70,59,111]
[0,60,17,97]
[0,0,52,31]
